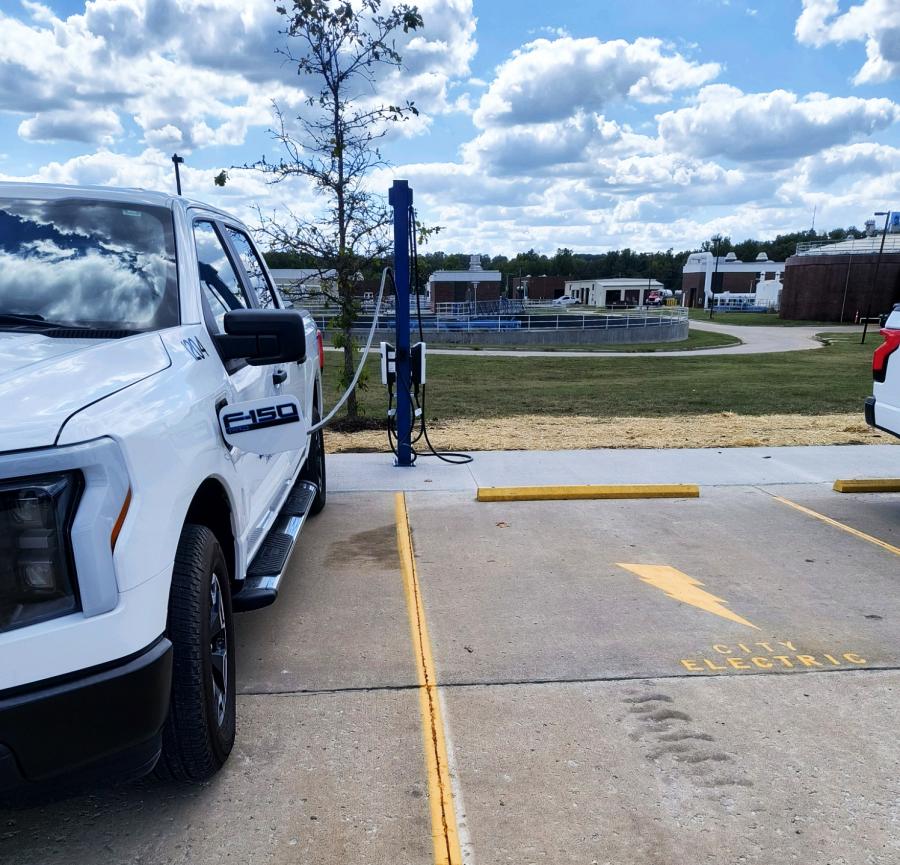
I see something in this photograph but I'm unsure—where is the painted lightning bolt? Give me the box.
[617,564,759,630]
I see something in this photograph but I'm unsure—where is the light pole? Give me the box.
[840,233,854,324]
[708,235,721,319]
[861,211,892,344]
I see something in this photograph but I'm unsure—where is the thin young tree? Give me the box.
[252,0,423,421]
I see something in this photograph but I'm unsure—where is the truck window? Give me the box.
[193,221,251,333]
[225,227,277,309]
[0,197,178,332]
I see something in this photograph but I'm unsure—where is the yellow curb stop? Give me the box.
[476,484,700,502]
[833,478,900,493]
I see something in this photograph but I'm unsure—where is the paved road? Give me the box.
[4,446,899,865]
[326,322,864,359]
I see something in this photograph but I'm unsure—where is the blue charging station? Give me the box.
[389,179,414,467]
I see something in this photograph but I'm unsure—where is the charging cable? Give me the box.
[307,266,393,435]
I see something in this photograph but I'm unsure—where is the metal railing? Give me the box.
[795,235,900,256]
[433,299,525,316]
[284,295,422,316]
[308,306,687,334]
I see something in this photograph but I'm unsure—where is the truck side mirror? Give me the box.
[214,309,307,366]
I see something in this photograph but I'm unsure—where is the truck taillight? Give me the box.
[873,328,900,383]
[316,330,324,370]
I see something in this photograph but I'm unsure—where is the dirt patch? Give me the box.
[325,412,897,453]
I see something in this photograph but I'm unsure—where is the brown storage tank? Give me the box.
[781,237,900,322]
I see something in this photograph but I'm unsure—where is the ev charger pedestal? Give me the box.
[389,180,414,467]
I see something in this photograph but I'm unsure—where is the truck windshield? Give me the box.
[0,197,178,332]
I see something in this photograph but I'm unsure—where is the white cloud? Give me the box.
[3,6,900,256]
[790,141,900,187]
[463,113,620,175]
[796,0,900,84]
[777,142,900,220]
[0,0,477,149]
[18,108,123,144]
[473,36,719,128]
[657,84,900,162]
[0,146,325,238]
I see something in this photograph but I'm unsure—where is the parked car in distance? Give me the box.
[866,304,900,439]
[551,296,579,307]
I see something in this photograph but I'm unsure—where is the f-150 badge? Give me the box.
[218,395,308,454]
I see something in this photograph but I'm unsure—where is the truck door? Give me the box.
[192,220,294,554]
[221,225,312,475]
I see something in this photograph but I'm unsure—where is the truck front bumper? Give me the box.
[0,637,172,794]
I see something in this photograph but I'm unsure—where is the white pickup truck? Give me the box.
[0,182,327,795]
[866,304,900,439]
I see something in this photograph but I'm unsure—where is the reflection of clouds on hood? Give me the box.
[0,249,169,325]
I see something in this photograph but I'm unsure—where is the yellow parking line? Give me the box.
[833,478,900,493]
[476,484,699,502]
[395,493,462,865]
[771,494,900,557]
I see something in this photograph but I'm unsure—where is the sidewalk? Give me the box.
[328,444,900,493]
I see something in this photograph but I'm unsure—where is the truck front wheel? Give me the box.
[156,524,236,782]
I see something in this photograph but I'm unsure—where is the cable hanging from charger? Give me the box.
[308,265,394,435]
[381,206,473,465]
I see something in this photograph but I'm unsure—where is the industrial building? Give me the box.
[509,275,566,302]
[269,268,337,298]
[780,233,900,322]
[426,255,502,310]
[681,252,785,308]
[564,277,663,307]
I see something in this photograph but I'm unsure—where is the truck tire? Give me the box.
[156,524,236,782]
[300,403,327,515]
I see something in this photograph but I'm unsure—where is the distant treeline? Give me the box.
[264,226,865,292]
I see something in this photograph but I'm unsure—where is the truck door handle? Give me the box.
[272,369,287,385]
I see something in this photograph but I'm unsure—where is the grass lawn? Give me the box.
[325,332,874,420]
[688,309,840,327]
[424,328,740,353]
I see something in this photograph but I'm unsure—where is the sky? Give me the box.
[0,0,898,255]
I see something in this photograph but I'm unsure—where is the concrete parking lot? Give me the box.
[2,446,899,865]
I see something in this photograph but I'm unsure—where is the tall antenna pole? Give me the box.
[171,153,184,196]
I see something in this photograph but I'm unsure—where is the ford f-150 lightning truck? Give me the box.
[0,182,327,794]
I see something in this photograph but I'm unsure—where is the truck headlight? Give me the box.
[0,472,82,632]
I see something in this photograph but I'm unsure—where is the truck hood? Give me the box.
[0,331,171,453]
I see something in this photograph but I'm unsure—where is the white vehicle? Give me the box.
[0,183,327,794]
[552,296,579,307]
[867,305,900,438]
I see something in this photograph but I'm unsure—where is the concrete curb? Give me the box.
[476,484,701,502]
[833,478,900,493]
